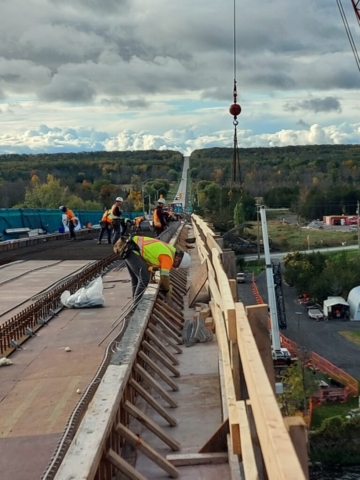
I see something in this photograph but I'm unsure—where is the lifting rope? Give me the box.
[229,0,242,195]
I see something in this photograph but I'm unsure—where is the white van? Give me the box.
[237,273,246,283]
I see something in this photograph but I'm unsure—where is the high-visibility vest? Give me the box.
[109,204,121,220]
[101,209,112,223]
[66,209,76,224]
[153,207,163,228]
[135,216,144,227]
[133,236,176,267]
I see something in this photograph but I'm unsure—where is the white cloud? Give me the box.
[0,0,360,152]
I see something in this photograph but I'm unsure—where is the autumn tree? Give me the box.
[24,174,68,208]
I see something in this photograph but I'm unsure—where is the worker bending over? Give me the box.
[97,208,112,244]
[114,235,191,300]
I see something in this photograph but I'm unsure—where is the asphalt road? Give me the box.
[238,271,360,379]
[173,155,189,206]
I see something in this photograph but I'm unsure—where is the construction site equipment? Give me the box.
[259,206,294,365]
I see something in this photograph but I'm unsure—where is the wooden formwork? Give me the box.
[191,214,308,480]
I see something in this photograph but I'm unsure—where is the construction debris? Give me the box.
[0,357,12,367]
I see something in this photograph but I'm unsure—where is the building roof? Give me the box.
[324,296,349,307]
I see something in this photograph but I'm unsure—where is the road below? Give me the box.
[238,271,360,380]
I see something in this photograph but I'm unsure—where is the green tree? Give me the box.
[233,201,245,226]
[23,174,68,208]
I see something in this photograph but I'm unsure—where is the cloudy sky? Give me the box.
[0,0,360,154]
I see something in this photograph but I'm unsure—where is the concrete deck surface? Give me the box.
[0,262,132,480]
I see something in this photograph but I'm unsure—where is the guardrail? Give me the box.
[191,214,308,480]
[48,223,189,480]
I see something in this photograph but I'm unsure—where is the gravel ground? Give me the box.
[238,271,360,380]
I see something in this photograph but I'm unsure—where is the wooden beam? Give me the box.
[245,304,276,393]
[210,301,240,454]
[137,351,179,392]
[166,452,228,467]
[115,423,179,478]
[134,364,178,408]
[284,417,309,480]
[141,341,180,377]
[212,249,236,341]
[237,401,259,480]
[222,250,237,279]
[148,323,182,353]
[235,302,306,480]
[129,379,177,427]
[229,279,238,302]
[123,401,180,451]
[106,449,147,480]
[145,328,180,365]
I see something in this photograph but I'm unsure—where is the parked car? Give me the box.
[308,309,324,321]
[237,273,246,283]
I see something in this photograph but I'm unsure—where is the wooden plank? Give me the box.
[230,341,241,400]
[166,452,228,467]
[229,279,238,302]
[129,379,177,427]
[123,401,180,451]
[138,351,179,391]
[222,250,237,279]
[212,249,236,341]
[148,323,182,353]
[284,417,310,480]
[156,299,184,322]
[141,341,180,377]
[246,304,276,393]
[235,302,306,480]
[152,310,183,336]
[145,328,180,365]
[116,423,179,478]
[106,449,147,480]
[210,301,241,454]
[237,401,259,480]
[151,313,182,343]
[199,419,229,453]
[188,259,208,307]
[134,364,178,408]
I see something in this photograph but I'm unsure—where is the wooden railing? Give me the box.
[192,214,308,480]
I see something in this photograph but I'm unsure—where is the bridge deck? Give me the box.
[0,263,132,480]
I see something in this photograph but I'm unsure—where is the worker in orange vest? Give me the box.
[113,235,191,300]
[59,206,77,241]
[97,208,112,244]
[153,198,167,237]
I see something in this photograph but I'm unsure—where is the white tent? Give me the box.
[347,286,360,321]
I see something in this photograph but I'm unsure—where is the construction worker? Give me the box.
[113,235,191,301]
[109,197,124,245]
[59,206,77,241]
[97,207,112,244]
[134,215,145,232]
[153,198,167,237]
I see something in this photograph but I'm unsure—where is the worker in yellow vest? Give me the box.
[97,208,112,244]
[113,235,191,300]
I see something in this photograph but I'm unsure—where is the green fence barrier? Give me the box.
[0,208,145,240]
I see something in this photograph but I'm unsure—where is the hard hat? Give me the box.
[179,252,191,269]
[157,198,166,204]
[59,206,66,212]
[59,206,64,211]
[116,197,123,202]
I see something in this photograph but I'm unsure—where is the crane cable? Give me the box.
[337,0,360,72]
[229,0,242,193]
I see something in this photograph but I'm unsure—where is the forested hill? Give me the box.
[190,145,360,196]
[0,150,183,208]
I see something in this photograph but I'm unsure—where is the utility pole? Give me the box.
[256,203,261,263]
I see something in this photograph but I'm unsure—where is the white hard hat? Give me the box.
[116,197,123,202]
[59,206,64,211]
[179,252,191,269]
[157,198,166,204]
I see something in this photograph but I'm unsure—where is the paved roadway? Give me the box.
[172,155,189,207]
[244,244,359,262]
[238,272,360,379]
